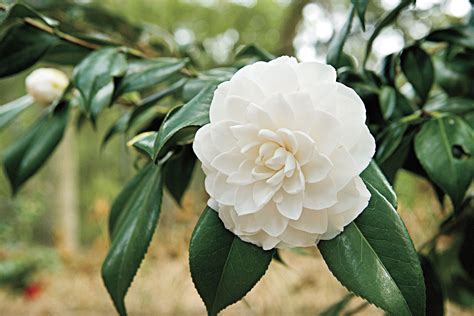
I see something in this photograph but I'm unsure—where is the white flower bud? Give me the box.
[25,68,69,105]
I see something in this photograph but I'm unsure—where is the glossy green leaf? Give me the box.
[189,207,274,316]
[163,145,196,205]
[414,115,474,210]
[102,163,163,316]
[127,78,187,130]
[2,105,69,194]
[114,58,187,96]
[319,163,425,315]
[376,122,408,165]
[0,24,60,78]
[182,68,235,102]
[381,53,397,86]
[72,47,127,120]
[420,256,444,316]
[364,0,412,67]
[153,84,216,159]
[379,86,397,120]
[360,161,397,208]
[235,44,275,61]
[320,294,354,316]
[351,0,368,30]
[400,46,434,103]
[0,95,33,130]
[128,132,157,159]
[327,7,355,69]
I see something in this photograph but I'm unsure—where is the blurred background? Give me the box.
[0,0,472,314]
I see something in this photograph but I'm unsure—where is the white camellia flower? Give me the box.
[193,56,375,250]
[25,68,69,105]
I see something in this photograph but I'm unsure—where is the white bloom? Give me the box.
[25,68,69,105]
[193,56,375,250]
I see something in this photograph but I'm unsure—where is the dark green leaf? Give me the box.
[127,78,187,130]
[102,112,131,148]
[420,256,444,316]
[327,7,355,69]
[0,95,33,130]
[414,115,474,210]
[364,0,412,67]
[351,0,368,31]
[127,132,157,159]
[425,26,474,50]
[164,145,196,206]
[42,42,92,65]
[424,96,474,115]
[376,122,408,164]
[114,58,187,96]
[153,84,216,159]
[0,3,56,27]
[319,163,425,315]
[189,207,274,316]
[182,68,236,102]
[360,161,397,208]
[102,163,163,316]
[235,44,275,61]
[0,24,60,78]
[2,105,69,194]
[400,46,434,103]
[72,47,127,120]
[320,294,354,316]
[379,86,397,120]
[381,53,398,86]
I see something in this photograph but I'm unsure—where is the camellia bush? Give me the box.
[1,1,473,315]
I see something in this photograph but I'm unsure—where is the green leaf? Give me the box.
[320,294,354,316]
[127,78,187,131]
[381,53,397,86]
[364,0,412,67]
[182,68,235,102]
[114,58,187,96]
[235,44,275,61]
[0,3,57,27]
[102,163,163,316]
[420,256,444,316]
[0,95,33,130]
[163,145,196,205]
[102,112,131,148]
[127,131,157,159]
[2,105,69,194]
[400,46,434,103]
[376,122,408,165]
[43,42,92,65]
[189,207,274,316]
[72,47,127,120]
[327,7,355,69]
[319,162,425,315]
[415,115,473,210]
[360,161,397,208]
[351,0,368,31]
[153,84,216,159]
[379,86,397,120]
[0,24,60,78]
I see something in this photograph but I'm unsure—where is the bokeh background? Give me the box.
[0,0,472,314]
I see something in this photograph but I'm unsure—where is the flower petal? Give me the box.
[289,208,328,234]
[276,191,304,220]
[303,177,338,210]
